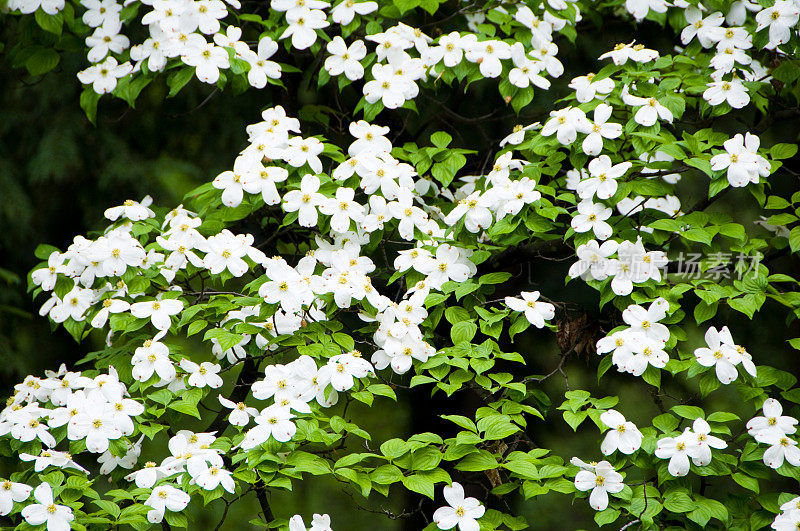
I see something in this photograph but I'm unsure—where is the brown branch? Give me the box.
[254,480,274,522]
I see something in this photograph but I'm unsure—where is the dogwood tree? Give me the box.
[2,0,800,528]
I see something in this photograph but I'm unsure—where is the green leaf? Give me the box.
[440,414,477,433]
[371,464,403,485]
[393,0,419,13]
[93,499,121,519]
[772,60,800,83]
[504,459,539,480]
[454,282,479,300]
[765,196,791,210]
[511,87,534,113]
[594,508,621,526]
[115,75,151,107]
[431,153,466,187]
[401,474,435,499]
[34,9,63,35]
[410,375,436,387]
[203,328,243,351]
[686,157,713,177]
[168,400,201,419]
[411,447,443,471]
[368,384,396,401]
[34,244,60,260]
[138,423,165,440]
[334,454,365,469]
[696,498,729,523]
[425,293,448,307]
[186,319,207,337]
[706,411,739,422]
[642,365,661,388]
[663,491,694,513]
[728,295,761,318]
[450,321,477,345]
[478,415,520,440]
[25,48,60,76]
[681,228,713,246]
[718,223,745,242]
[731,472,759,493]
[562,410,587,431]
[430,131,452,149]
[164,510,188,528]
[649,218,683,232]
[508,314,530,339]
[167,67,194,97]
[380,438,410,459]
[455,450,498,471]
[80,89,101,125]
[671,405,704,419]
[652,413,678,433]
[789,226,800,253]
[770,143,798,160]
[285,451,332,475]
[479,272,512,285]
[444,306,470,323]
[333,332,354,351]
[694,300,718,324]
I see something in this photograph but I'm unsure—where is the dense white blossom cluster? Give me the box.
[748,399,800,469]
[597,297,671,376]
[4,0,800,524]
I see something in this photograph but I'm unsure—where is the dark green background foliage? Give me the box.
[2,3,800,528]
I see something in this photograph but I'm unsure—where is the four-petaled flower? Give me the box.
[433,482,485,531]
[573,460,625,511]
